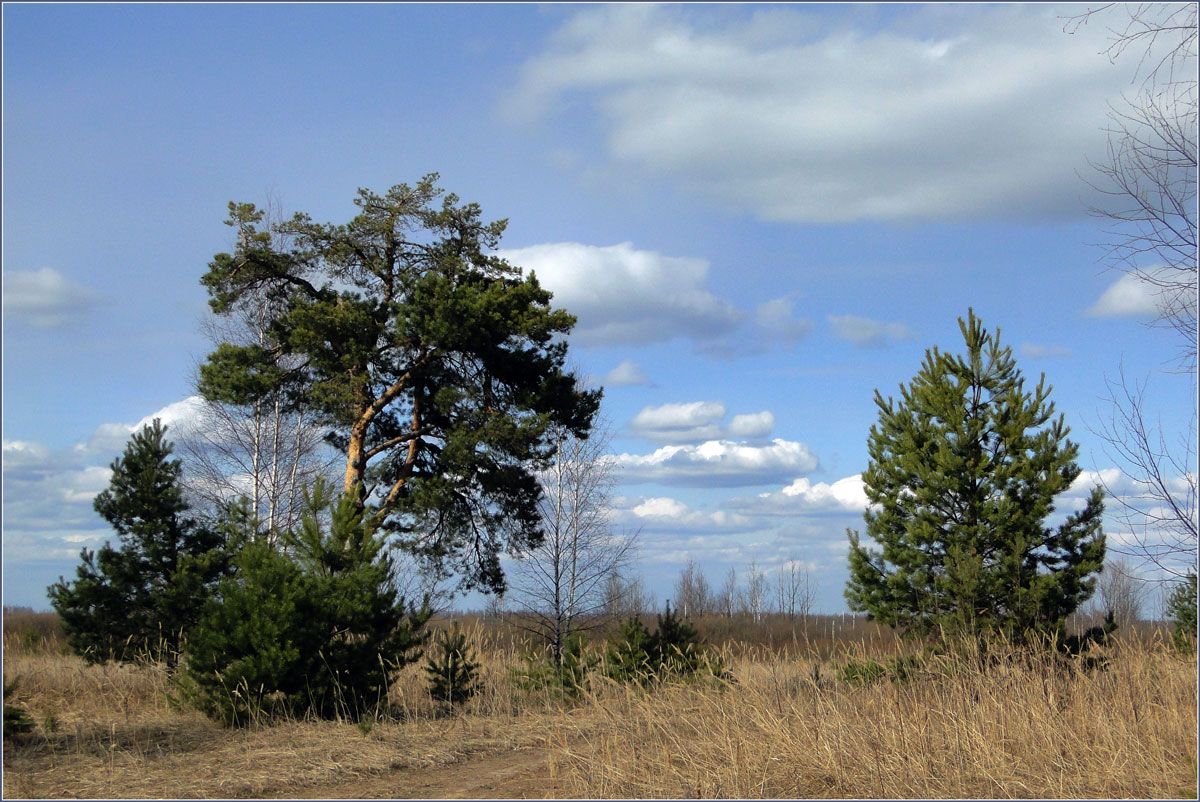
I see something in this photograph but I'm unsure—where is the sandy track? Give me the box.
[280,745,570,799]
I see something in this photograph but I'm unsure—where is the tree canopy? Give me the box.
[845,311,1107,641]
[198,175,600,592]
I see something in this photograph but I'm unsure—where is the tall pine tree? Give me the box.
[48,420,229,663]
[197,175,600,594]
[845,311,1107,642]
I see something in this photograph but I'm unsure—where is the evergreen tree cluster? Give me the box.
[43,177,1129,733]
[50,425,430,726]
[181,479,429,725]
[604,604,724,686]
[4,679,35,739]
[515,632,598,699]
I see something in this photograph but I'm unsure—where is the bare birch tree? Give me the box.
[775,557,817,622]
[181,195,339,537]
[1069,3,1197,363]
[673,558,712,619]
[504,420,637,663]
[1097,557,1149,627]
[738,560,769,624]
[602,571,656,620]
[716,566,738,619]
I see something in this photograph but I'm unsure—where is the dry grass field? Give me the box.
[3,608,1197,799]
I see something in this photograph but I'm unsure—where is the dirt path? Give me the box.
[283,745,572,799]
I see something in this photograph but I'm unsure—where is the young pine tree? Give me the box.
[845,311,1107,643]
[183,478,429,725]
[48,420,229,664]
[424,623,479,709]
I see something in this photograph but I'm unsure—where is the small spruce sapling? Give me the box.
[425,623,479,710]
[3,679,35,739]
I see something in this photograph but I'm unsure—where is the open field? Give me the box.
[3,609,1197,799]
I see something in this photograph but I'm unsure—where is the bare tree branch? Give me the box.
[1068,4,1198,582]
[1092,366,1198,580]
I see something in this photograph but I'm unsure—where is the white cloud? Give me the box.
[83,396,207,452]
[132,396,207,436]
[1087,273,1160,318]
[507,4,1134,224]
[612,495,753,533]
[3,268,98,328]
[2,438,114,562]
[754,297,814,345]
[604,360,650,386]
[1086,269,1196,320]
[629,402,775,443]
[2,439,52,470]
[726,412,775,439]
[613,438,819,487]
[827,314,915,347]
[60,466,114,503]
[728,474,869,517]
[1020,343,1073,358]
[1070,468,1130,496]
[499,241,742,346]
[630,401,726,443]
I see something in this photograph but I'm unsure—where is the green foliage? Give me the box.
[1167,573,1198,654]
[424,623,480,709]
[4,679,35,738]
[604,616,656,685]
[845,310,1107,644]
[182,479,429,726]
[515,632,597,699]
[604,604,726,687]
[836,654,924,687]
[48,420,230,664]
[197,176,601,594]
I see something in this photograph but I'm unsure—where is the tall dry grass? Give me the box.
[546,641,1198,799]
[4,611,1197,799]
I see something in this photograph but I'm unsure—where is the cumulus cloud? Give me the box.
[82,396,207,452]
[1087,273,1160,317]
[613,438,819,487]
[3,268,98,328]
[2,439,53,478]
[1086,269,1196,320]
[499,241,742,346]
[604,360,650,386]
[726,412,775,439]
[827,314,915,347]
[629,402,775,443]
[630,401,726,442]
[611,495,753,533]
[728,474,869,517]
[506,4,1131,224]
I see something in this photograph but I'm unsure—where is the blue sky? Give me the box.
[3,3,1195,614]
